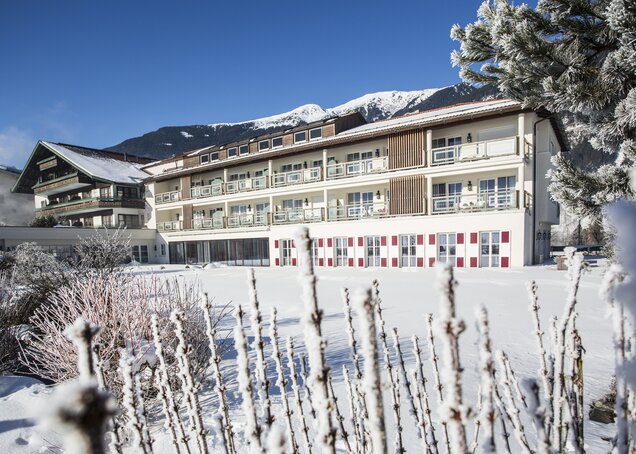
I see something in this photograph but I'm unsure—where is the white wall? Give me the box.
[0,170,34,226]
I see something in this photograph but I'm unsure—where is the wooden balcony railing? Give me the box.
[37,197,145,215]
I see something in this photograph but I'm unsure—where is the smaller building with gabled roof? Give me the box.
[12,141,152,229]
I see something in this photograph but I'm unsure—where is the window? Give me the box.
[432,138,446,149]
[479,176,516,208]
[117,186,138,199]
[480,231,500,267]
[400,234,417,267]
[83,217,94,227]
[102,215,113,227]
[309,128,322,140]
[334,237,348,266]
[437,233,457,266]
[432,136,462,148]
[282,199,303,210]
[200,154,209,164]
[131,245,149,264]
[347,151,373,162]
[280,239,293,266]
[281,163,302,173]
[229,172,248,181]
[227,147,237,158]
[259,140,270,151]
[210,150,219,161]
[118,214,141,228]
[366,236,381,267]
[99,187,111,198]
[312,159,323,168]
[311,239,320,266]
[272,137,283,148]
[294,131,307,143]
[348,191,374,207]
[239,144,249,155]
[160,244,166,256]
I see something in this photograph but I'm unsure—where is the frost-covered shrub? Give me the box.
[10,242,70,303]
[20,272,218,399]
[74,227,131,272]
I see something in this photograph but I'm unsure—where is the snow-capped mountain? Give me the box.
[107,83,501,159]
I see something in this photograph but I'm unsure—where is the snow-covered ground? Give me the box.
[0,261,615,452]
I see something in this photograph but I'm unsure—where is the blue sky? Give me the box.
[0,0,491,168]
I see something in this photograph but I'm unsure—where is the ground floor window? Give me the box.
[311,239,320,266]
[366,236,381,267]
[480,231,500,267]
[280,239,293,266]
[400,234,417,267]
[437,233,457,266]
[169,238,270,266]
[334,237,348,266]
[118,214,142,228]
[132,245,149,263]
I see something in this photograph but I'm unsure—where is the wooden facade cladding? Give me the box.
[249,142,258,154]
[389,175,425,215]
[322,124,336,138]
[184,156,199,168]
[388,129,425,170]
[180,175,191,201]
[182,203,193,230]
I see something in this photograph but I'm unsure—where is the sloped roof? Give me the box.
[41,142,149,185]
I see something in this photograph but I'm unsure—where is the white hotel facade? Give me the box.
[141,99,565,268]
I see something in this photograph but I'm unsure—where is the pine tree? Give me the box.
[450,0,636,221]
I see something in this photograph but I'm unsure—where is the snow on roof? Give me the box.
[42,142,149,184]
[338,99,521,137]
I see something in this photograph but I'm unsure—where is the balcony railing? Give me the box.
[191,184,223,199]
[226,177,267,194]
[155,190,181,204]
[273,207,324,224]
[38,197,145,215]
[431,137,518,166]
[157,221,183,231]
[192,218,224,230]
[227,212,268,228]
[325,157,388,180]
[431,190,518,214]
[328,202,389,221]
[272,167,321,188]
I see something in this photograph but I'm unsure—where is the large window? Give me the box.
[400,234,417,267]
[131,245,149,263]
[311,239,320,266]
[479,176,516,208]
[334,237,348,266]
[366,236,381,267]
[118,214,141,228]
[480,231,500,267]
[280,239,293,266]
[116,186,138,199]
[170,239,270,266]
[309,128,322,140]
[294,131,307,144]
[437,233,457,266]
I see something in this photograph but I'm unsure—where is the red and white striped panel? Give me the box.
[456,232,465,267]
[425,233,437,267]
[357,236,365,268]
[390,235,400,268]
[468,232,479,268]
[500,231,511,267]
[274,239,280,267]
[347,237,355,267]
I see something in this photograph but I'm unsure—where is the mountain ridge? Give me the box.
[107,83,501,160]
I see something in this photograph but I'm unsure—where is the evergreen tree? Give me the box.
[450,0,636,221]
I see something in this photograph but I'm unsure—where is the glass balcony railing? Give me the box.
[327,202,389,221]
[431,137,518,166]
[191,184,223,199]
[157,221,183,231]
[192,218,224,230]
[155,190,181,204]
[272,207,323,224]
[431,190,518,214]
[325,157,388,180]
[272,167,321,188]
[227,212,268,228]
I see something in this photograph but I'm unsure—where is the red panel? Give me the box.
[292,240,296,248]
[428,234,436,245]
[470,257,478,268]
[275,258,280,266]
[429,257,435,267]
[502,231,510,243]
[274,240,279,249]
[348,258,354,267]
[470,232,478,244]
[501,257,509,268]
[292,258,297,266]
[327,238,333,248]
[417,234,424,245]
[381,258,387,267]
[381,236,387,246]
[328,258,333,267]
[457,233,464,244]
[457,257,464,267]
[392,235,398,246]
[319,238,324,247]
[358,237,364,247]
[319,258,324,267]
[348,237,353,248]
[357,258,363,267]
[392,257,398,267]
[417,257,424,267]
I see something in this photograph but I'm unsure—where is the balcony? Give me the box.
[328,202,389,221]
[326,156,388,180]
[191,184,223,199]
[227,212,268,228]
[431,137,518,166]
[192,218,224,230]
[226,176,267,194]
[431,190,518,214]
[38,197,145,216]
[272,167,321,188]
[157,221,183,231]
[155,190,181,204]
[273,207,324,224]
[32,172,93,196]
